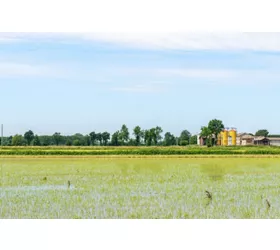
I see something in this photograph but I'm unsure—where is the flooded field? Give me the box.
[1,157,280,218]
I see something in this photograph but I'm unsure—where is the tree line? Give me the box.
[0,119,272,147]
[0,124,198,146]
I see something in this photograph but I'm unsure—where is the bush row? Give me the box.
[1,148,280,155]
[1,145,279,151]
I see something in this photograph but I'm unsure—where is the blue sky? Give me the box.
[1,33,280,136]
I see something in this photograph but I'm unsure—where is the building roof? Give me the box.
[198,134,216,139]
[254,136,268,141]
[237,133,247,136]
[238,134,254,139]
[268,138,280,141]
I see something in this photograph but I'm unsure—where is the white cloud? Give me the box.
[124,67,280,84]
[0,33,27,43]
[2,32,280,51]
[108,67,280,89]
[111,66,237,79]
[0,37,22,43]
[0,62,62,78]
[0,32,79,44]
[154,69,236,78]
[79,33,280,51]
[1,60,279,88]
[109,81,167,93]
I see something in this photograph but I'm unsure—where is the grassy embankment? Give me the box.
[1,146,280,157]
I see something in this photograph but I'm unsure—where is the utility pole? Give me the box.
[1,124,3,146]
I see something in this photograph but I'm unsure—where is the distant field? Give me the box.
[1,146,280,156]
[1,157,280,218]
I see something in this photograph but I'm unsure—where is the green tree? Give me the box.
[180,140,188,146]
[133,126,144,146]
[127,138,136,146]
[145,127,162,146]
[7,136,13,146]
[65,139,72,146]
[208,119,224,145]
[154,126,163,145]
[119,124,129,145]
[53,132,62,146]
[149,128,156,145]
[24,130,34,145]
[144,130,152,146]
[12,134,25,146]
[39,135,53,146]
[73,139,81,146]
[200,126,212,147]
[96,133,102,145]
[111,131,120,146]
[32,135,41,146]
[83,135,91,146]
[163,132,176,146]
[179,130,191,145]
[102,132,110,146]
[71,133,90,146]
[190,135,198,145]
[255,129,269,137]
[71,133,85,146]
[89,131,97,145]
[1,136,12,146]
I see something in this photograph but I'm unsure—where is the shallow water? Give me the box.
[0,184,75,191]
[0,157,280,218]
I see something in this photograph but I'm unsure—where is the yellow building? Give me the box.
[229,128,237,146]
[221,129,228,146]
[219,127,237,146]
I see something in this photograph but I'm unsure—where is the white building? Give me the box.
[268,138,280,146]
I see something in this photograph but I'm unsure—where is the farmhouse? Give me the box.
[267,137,280,146]
[197,127,237,146]
[236,133,254,146]
[197,134,215,146]
[254,136,270,145]
[197,129,280,146]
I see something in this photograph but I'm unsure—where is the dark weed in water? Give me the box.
[266,199,271,209]
[205,190,212,200]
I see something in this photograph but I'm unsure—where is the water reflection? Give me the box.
[200,163,226,181]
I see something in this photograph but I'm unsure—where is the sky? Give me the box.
[1,33,280,136]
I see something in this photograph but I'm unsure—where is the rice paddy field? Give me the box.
[1,156,280,219]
